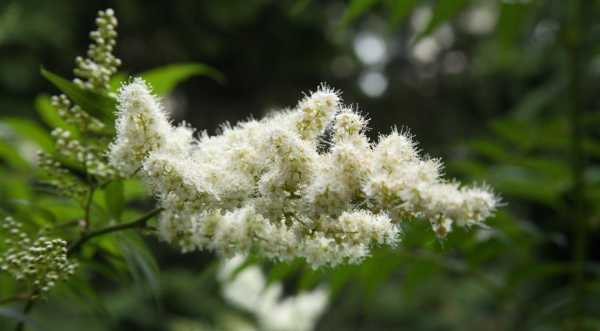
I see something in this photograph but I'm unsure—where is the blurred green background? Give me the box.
[0,0,599,330]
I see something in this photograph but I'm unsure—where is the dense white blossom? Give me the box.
[109,79,499,267]
[219,256,329,331]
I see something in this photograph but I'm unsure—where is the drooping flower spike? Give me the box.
[109,78,498,268]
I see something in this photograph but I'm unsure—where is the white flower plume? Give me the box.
[109,79,499,268]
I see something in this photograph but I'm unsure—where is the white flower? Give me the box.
[109,78,193,175]
[109,79,499,267]
[219,256,329,331]
[222,265,266,312]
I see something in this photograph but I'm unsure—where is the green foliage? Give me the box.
[416,0,471,40]
[41,68,116,124]
[141,63,225,96]
[1,1,599,331]
[340,0,379,27]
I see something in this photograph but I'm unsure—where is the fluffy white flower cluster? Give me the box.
[219,256,329,331]
[73,8,121,92]
[0,217,77,295]
[109,78,498,267]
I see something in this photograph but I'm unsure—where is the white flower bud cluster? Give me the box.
[109,79,499,267]
[219,256,329,331]
[40,10,121,196]
[73,8,121,92]
[51,9,121,133]
[51,94,105,132]
[0,217,77,295]
[51,128,115,179]
[37,151,89,200]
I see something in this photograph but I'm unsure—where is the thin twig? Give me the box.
[82,186,96,233]
[67,208,163,256]
[14,293,36,331]
[0,294,30,305]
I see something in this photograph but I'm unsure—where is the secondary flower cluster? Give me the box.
[40,9,121,200]
[219,255,329,331]
[0,217,77,295]
[109,78,498,267]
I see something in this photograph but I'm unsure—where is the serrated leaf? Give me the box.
[141,63,225,96]
[104,181,125,221]
[41,67,116,123]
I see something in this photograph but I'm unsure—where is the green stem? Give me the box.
[0,294,30,305]
[14,295,35,331]
[67,208,162,256]
[82,186,95,233]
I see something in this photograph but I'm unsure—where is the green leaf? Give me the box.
[141,63,225,96]
[41,67,116,123]
[339,0,379,27]
[489,164,570,206]
[385,0,418,27]
[122,179,148,202]
[0,140,28,169]
[110,72,127,93]
[496,1,532,46]
[118,233,161,302]
[267,260,302,284]
[104,181,125,221]
[35,94,71,130]
[290,0,312,16]
[490,119,533,150]
[1,118,54,152]
[510,77,565,121]
[416,0,471,41]
[298,266,323,290]
[468,138,511,161]
[328,264,358,298]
